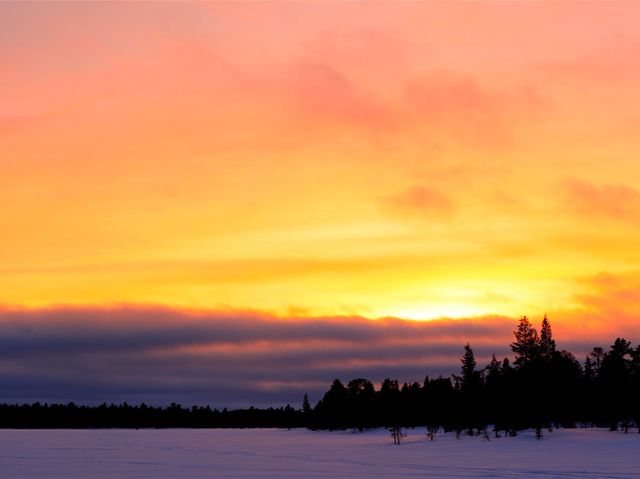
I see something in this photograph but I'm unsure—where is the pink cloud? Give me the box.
[281,60,396,133]
[383,185,455,220]
[561,178,640,220]
[405,72,548,148]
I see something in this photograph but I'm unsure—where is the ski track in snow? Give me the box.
[1,428,639,478]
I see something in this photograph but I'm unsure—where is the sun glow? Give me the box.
[380,304,492,322]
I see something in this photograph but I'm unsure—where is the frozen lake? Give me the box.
[1,427,640,478]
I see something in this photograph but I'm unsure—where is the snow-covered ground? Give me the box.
[1,427,639,478]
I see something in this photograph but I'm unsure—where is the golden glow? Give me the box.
[2,3,640,325]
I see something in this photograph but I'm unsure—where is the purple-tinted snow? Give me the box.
[1,428,639,478]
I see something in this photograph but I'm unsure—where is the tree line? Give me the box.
[311,316,640,440]
[1,316,639,436]
[0,402,305,429]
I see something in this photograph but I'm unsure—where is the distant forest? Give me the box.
[2,316,640,440]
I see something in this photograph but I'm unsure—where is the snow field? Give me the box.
[1,427,639,478]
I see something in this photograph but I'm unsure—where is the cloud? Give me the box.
[405,72,548,148]
[382,185,455,220]
[560,178,640,221]
[0,305,516,407]
[282,60,396,134]
[1,305,634,408]
[572,271,640,319]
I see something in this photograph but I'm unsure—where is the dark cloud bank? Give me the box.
[0,306,623,408]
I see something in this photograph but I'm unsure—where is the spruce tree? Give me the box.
[457,343,483,435]
[486,354,502,382]
[486,354,504,437]
[600,339,632,431]
[302,394,311,415]
[511,316,539,367]
[584,356,595,381]
[460,343,478,391]
[629,345,640,433]
[539,315,556,360]
[589,347,604,377]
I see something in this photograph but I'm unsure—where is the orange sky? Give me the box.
[3,2,640,326]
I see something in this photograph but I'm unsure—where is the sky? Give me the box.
[2,2,640,407]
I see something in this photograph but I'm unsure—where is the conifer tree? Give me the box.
[302,394,311,415]
[485,354,505,438]
[486,354,502,382]
[589,347,604,377]
[460,343,479,391]
[456,343,484,435]
[501,357,511,374]
[629,345,640,433]
[454,343,484,399]
[601,339,632,430]
[584,356,595,382]
[511,316,539,366]
[539,315,556,360]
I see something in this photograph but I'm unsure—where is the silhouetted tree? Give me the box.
[511,316,539,367]
[589,347,604,377]
[600,338,632,430]
[389,425,404,445]
[314,379,348,429]
[459,343,481,393]
[629,345,640,433]
[584,356,595,381]
[539,315,556,360]
[485,354,507,437]
[346,378,375,430]
[426,424,438,441]
[455,343,484,435]
[379,378,401,426]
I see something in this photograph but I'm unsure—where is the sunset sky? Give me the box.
[2,2,640,406]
